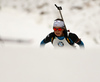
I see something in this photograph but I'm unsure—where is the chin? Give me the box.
[56,34,61,37]
[55,32,62,37]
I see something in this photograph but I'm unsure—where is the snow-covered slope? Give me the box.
[0,0,100,48]
[0,47,100,82]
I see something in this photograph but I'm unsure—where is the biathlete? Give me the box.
[40,18,84,48]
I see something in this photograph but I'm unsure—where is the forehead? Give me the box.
[53,27,62,28]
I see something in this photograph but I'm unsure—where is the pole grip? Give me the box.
[55,4,62,10]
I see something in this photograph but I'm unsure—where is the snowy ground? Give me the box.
[0,47,100,82]
[0,1,100,82]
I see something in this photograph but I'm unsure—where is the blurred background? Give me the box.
[0,0,100,48]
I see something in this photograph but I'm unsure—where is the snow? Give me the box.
[0,48,100,82]
[0,0,100,82]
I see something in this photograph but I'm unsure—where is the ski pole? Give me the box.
[55,4,67,30]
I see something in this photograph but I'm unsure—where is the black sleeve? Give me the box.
[42,32,55,43]
[69,33,80,43]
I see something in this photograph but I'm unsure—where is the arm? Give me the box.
[69,33,84,48]
[77,40,84,47]
[75,38,84,48]
[40,32,55,47]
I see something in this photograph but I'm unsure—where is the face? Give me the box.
[53,27,64,37]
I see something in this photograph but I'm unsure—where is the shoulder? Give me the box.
[69,32,78,38]
[44,32,55,41]
[63,30,79,39]
[49,32,55,36]
[68,32,79,42]
[46,32,55,38]
[63,30,77,38]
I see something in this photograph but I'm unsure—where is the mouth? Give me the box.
[56,33,60,35]
[55,33,61,36]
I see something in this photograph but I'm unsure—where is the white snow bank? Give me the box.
[0,48,100,82]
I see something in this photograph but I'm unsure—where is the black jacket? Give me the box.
[40,30,84,47]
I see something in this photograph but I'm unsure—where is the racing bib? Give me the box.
[52,37,73,48]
